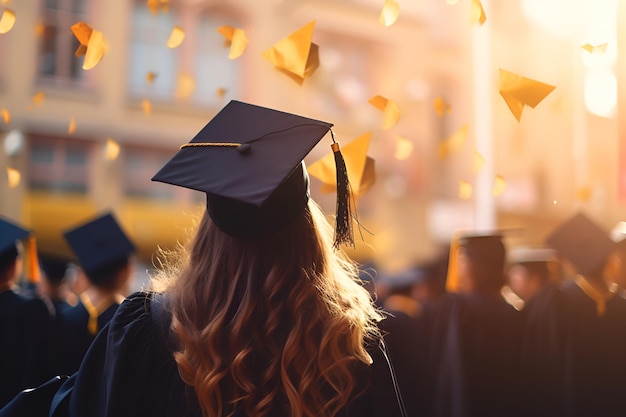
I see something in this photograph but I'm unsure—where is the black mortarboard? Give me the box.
[152,100,355,245]
[39,254,70,284]
[0,215,30,255]
[458,233,506,257]
[545,211,615,276]
[446,231,509,292]
[63,212,135,276]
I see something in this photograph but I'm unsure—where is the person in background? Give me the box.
[378,267,428,417]
[414,250,449,305]
[52,212,135,376]
[38,254,74,317]
[422,232,523,417]
[0,216,52,408]
[54,101,407,417]
[502,246,558,310]
[522,212,626,417]
[378,267,423,318]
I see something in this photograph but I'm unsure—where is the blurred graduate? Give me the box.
[0,216,52,408]
[521,212,626,417]
[377,267,430,417]
[38,254,74,317]
[51,212,135,376]
[503,246,559,310]
[422,232,523,417]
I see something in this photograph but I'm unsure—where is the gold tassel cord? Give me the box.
[445,234,460,293]
[79,293,119,335]
[575,275,615,317]
[80,293,100,335]
[180,142,241,149]
[25,235,41,284]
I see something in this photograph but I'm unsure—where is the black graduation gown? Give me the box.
[521,280,626,417]
[57,291,406,417]
[51,299,119,376]
[0,290,52,408]
[422,292,523,417]
[379,298,428,417]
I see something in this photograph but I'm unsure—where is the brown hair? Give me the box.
[151,200,382,417]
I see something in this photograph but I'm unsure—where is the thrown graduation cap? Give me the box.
[0,215,30,255]
[263,21,319,85]
[307,131,375,198]
[152,100,356,247]
[63,212,135,277]
[545,212,615,276]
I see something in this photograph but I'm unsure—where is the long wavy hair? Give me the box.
[151,200,382,417]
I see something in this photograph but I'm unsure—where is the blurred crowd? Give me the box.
[3,209,626,417]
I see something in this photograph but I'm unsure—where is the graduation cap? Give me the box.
[0,216,30,272]
[39,254,71,284]
[0,215,30,255]
[63,212,135,277]
[446,231,509,293]
[152,100,356,247]
[545,212,615,276]
[458,233,506,258]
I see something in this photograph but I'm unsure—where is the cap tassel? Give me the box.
[25,235,41,284]
[331,132,355,249]
[445,234,460,293]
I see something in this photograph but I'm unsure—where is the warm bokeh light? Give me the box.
[68,117,76,135]
[142,99,152,115]
[394,136,414,160]
[105,138,120,161]
[473,150,485,173]
[0,8,15,34]
[438,125,468,159]
[459,180,473,199]
[7,167,20,188]
[1,108,9,124]
[492,175,506,196]
[368,95,400,130]
[470,0,486,26]
[217,25,248,59]
[146,72,157,84]
[584,70,616,118]
[434,97,452,117]
[166,26,185,48]
[175,73,195,99]
[379,0,400,27]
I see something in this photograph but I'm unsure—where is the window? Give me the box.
[38,0,89,84]
[28,136,91,193]
[123,146,202,204]
[127,1,242,107]
[193,12,241,107]
[306,31,377,120]
[127,4,179,102]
